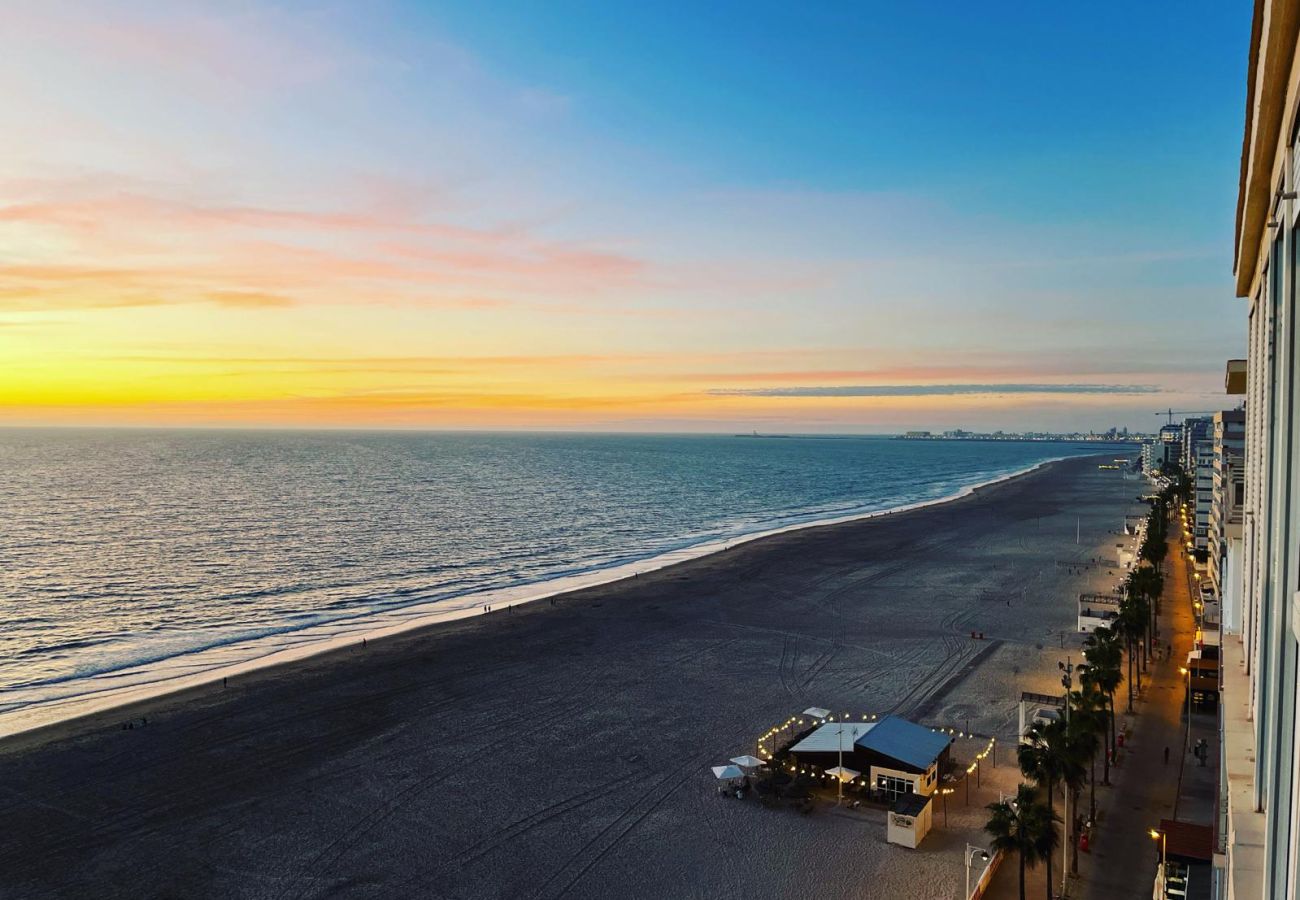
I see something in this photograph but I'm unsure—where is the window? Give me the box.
[877,774,914,802]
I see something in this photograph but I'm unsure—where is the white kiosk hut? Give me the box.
[1077,592,1122,633]
[886,792,933,849]
[1018,691,1065,743]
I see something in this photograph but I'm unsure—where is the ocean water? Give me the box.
[0,429,1130,714]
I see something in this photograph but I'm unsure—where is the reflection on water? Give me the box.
[0,429,1124,702]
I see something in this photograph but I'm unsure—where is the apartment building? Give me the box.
[1210,409,1246,634]
[1222,3,1300,896]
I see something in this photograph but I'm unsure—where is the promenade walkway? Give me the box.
[985,536,1198,900]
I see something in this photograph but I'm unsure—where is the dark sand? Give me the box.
[0,454,1143,899]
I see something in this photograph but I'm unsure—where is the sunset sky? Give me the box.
[0,1,1248,432]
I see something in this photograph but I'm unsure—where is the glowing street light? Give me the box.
[965,844,991,899]
[1179,666,1192,752]
[1150,829,1167,877]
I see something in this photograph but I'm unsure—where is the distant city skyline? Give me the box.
[0,2,1249,431]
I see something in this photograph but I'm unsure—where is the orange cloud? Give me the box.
[206,290,295,308]
[0,185,648,313]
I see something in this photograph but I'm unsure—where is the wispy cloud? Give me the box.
[0,186,648,312]
[7,2,362,98]
[206,290,295,309]
[706,383,1167,397]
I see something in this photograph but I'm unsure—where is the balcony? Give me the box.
[1220,638,1265,897]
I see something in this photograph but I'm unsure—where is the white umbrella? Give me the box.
[712,765,745,780]
[730,755,765,769]
[826,764,861,806]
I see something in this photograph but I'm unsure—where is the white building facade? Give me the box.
[1211,409,1246,634]
[1195,439,1216,556]
[1224,5,1300,897]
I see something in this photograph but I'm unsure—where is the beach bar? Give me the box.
[788,714,950,802]
[1077,592,1122,632]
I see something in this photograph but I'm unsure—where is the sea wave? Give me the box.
[0,430,1131,736]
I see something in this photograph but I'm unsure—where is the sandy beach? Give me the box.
[0,453,1143,899]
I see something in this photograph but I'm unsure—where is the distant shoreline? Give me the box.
[895,436,1142,445]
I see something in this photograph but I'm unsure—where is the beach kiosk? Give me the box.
[787,715,950,802]
[788,721,873,781]
[855,715,950,801]
[1077,592,1122,633]
[1018,692,1065,744]
[886,792,933,849]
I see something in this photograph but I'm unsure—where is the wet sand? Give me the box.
[0,453,1143,899]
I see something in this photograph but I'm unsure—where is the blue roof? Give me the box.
[854,715,950,770]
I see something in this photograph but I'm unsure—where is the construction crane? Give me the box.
[1155,408,1216,426]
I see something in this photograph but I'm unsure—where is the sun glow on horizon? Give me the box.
[0,2,1244,432]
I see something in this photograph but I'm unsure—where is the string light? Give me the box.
[750,711,997,781]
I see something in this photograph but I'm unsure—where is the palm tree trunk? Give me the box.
[1044,776,1054,900]
[1127,644,1135,712]
[1112,692,1119,741]
[1019,853,1027,900]
[1071,786,1080,873]
[1090,754,1097,821]
[1102,701,1112,785]
[1107,693,1117,770]
[1148,601,1155,658]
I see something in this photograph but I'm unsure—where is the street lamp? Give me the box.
[1179,666,1192,753]
[1058,656,1074,897]
[965,844,991,899]
[835,723,859,806]
[1150,828,1167,877]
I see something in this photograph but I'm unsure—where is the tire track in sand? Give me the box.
[528,751,713,900]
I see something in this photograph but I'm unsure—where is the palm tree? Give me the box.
[1128,590,1151,676]
[986,784,1059,900]
[1129,565,1164,652]
[1077,667,1112,788]
[1139,528,1166,565]
[1115,599,1145,708]
[1062,711,1093,874]
[1140,499,1170,566]
[1130,566,1163,605]
[1082,626,1123,772]
[1081,626,1123,775]
[1018,718,1070,897]
[1070,685,1108,822]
